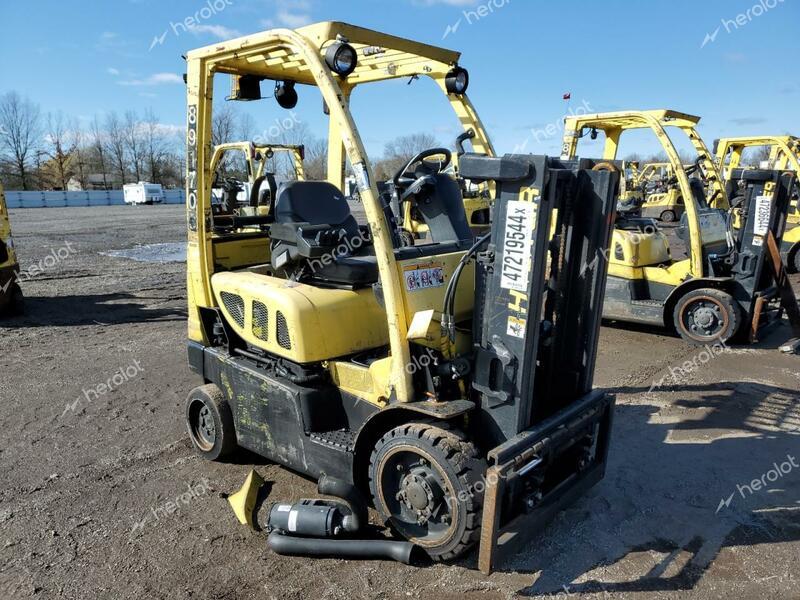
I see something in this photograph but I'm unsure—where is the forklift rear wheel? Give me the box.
[10,285,24,315]
[674,289,740,345]
[369,422,485,561]
[660,210,676,223]
[185,384,237,461]
[399,230,416,247]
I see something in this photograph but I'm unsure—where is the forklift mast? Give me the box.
[725,169,800,340]
[456,154,619,573]
[462,154,618,443]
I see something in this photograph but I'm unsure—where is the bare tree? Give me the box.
[124,110,145,182]
[69,119,87,189]
[90,116,109,189]
[0,92,42,190]
[376,132,439,180]
[105,112,127,186]
[212,104,237,147]
[142,109,167,184]
[43,111,76,190]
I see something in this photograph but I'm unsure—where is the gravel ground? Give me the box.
[0,205,798,600]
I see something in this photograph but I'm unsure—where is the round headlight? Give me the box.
[445,67,469,95]
[325,42,358,77]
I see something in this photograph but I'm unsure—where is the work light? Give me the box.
[325,42,358,77]
[445,67,469,95]
[275,81,298,109]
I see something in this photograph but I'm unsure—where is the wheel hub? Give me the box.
[197,406,215,444]
[396,464,444,524]
[694,306,718,330]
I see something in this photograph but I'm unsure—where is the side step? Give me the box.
[309,429,355,452]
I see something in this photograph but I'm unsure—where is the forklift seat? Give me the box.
[271,181,379,286]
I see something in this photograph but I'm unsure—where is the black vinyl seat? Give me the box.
[270,181,378,286]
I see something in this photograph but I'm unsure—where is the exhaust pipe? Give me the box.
[317,475,368,533]
[268,532,417,565]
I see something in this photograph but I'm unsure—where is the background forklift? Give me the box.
[0,183,23,316]
[634,162,688,223]
[562,110,800,345]
[183,21,618,573]
[210,141,305,217]
[715,135,800,273]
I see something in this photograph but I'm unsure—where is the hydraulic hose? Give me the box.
[442,232,492,341]
[267,532,418,565]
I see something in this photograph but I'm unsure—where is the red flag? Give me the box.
[563,92,571,100]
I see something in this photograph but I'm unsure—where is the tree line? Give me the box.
[0,91,186,191]
[0,90,442,192]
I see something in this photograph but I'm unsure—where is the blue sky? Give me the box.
[1,0,798,159]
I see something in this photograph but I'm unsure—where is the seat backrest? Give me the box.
[251,173,278,210]
[275,181,358,235]
[413,174,473,242]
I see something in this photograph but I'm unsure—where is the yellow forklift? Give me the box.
[210,141,305,217]
[634,162,688,223]
[562,110,800,345]
[0,184,23,316]
[183,21,619,573]
[715,136,800,273]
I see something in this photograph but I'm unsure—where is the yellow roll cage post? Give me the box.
[210,142,306,183]
[185,22,494,404]
[0,183,23,315]
[561,109,729,278]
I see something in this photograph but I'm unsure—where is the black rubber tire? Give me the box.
[673,288,741,346]
[369,422,485,562]
[789,245,800,275]
[660,210,676,223]
[11,285,24,315]
[399,230,416,247]
[185,384,237,461]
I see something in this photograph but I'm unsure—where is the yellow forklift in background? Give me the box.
[182,21,619,573]
[562,110,800,345]
[210,141,305,217]
[635,162,688,223]
[715,136,800,272]
[0,184,23,316]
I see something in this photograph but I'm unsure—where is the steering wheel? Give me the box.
[392,148,453,201]
[684,157,704,177]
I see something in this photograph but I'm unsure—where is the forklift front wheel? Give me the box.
[790,245,800,274]
[673,288,741,346]
[185,384,237,461]
[369,423,485,561]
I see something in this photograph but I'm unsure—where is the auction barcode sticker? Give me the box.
[500,200,535,291]
[753,195,772,237]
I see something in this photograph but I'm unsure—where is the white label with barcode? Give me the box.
[754,195,771,237]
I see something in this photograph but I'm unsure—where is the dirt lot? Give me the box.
[1,205,798,600]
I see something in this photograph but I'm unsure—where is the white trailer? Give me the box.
[123,183,165,205]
